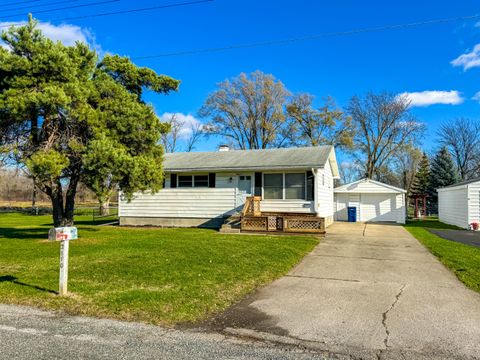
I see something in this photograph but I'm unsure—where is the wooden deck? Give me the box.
[240,196,325,234]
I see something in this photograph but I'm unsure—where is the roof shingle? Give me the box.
[163,146,334,172]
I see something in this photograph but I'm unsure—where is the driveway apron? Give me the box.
[215,222,480,360]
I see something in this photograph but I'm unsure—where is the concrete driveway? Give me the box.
[213,222,480,360]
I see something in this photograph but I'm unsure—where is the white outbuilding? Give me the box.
[334,178,406,224]
[437,178,480,229]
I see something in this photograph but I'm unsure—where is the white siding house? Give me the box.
[334,179,406,224]
[119,146,340,228]
[437,178,480,229]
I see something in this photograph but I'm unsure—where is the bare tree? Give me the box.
[347,92,425,179]
[199,71,291,149]
[161,114,204,153]
[286,94,355,149]
[392,145,423,195]
[339,161,362,185]
[437,118,480,180]
[185,121,203,152]
[161,114,183,153]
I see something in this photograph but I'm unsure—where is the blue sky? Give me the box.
[2,0,480,154]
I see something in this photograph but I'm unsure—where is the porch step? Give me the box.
[219,215,242,233]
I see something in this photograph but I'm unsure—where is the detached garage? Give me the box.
[334,179,406,224]
[437,178,480,229]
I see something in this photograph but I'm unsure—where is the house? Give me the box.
[334,178,406,224]
[118,145,339,230]
[437,178,480,229]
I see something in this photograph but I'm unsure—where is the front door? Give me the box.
[236,175,252,209]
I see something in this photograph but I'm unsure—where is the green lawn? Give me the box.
[404,219,480,293]
[0,213,318,325]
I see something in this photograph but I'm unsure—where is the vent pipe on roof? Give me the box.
[218,144,230,152]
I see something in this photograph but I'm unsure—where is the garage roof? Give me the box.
[334,178,406,194]
[163,146,339,176]
[437,177,480,191]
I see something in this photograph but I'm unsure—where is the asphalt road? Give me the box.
[428,228,480,247]
[0,304,345,360]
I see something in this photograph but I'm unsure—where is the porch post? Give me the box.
[312,168,319,217]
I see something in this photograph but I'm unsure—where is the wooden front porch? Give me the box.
[240,196,325,234]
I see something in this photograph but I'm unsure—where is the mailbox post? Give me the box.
[48,227,77,296]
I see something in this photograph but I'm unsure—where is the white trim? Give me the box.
[334,178,407,194]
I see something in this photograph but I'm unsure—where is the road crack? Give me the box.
[381,284,406,349]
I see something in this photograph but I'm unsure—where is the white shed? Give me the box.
[334,179,406,224]
[437,178,480,229]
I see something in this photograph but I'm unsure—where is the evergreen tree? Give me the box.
[411,153,431,196]
[0,17,179,226]
[429,147,459,213]
[410,153,431,215]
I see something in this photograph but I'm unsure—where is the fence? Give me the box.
[74,205,119,222]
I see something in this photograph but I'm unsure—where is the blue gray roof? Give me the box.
[163,146,338,174]
[438,177,480,190]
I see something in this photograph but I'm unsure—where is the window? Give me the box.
[285,173,305,200]
[264,174,283,199]
[178,175,209,188]
[306,171,314,201]
[263,173,307,200]
[178,175,193,187]
[194,175,209,187]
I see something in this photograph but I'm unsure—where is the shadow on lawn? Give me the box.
[0,225,102,240]
[0,227,50,240]
[406,219,463,230]
[0,275,57,294]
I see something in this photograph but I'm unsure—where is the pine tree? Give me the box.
[411,153,431,196]
[410,153,431,216]
[429,147,459,213]
[0,17,179,226]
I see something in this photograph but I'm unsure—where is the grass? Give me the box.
[0,213,318,325]
[404,219,480,293]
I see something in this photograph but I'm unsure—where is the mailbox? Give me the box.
[48,227,78,242]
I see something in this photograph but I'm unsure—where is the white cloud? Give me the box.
[159,113,203,139]
[399,90,464,107]
[0,21,94,48]
[472,91,480,102]
[451,44,480,70]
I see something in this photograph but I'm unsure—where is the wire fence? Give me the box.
[74,205,119,222]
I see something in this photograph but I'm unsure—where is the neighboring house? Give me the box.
[119,146,340,228]
[334,178,406,224]
[437,178,480,229]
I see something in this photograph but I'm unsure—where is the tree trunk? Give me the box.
[50,185,66,227]
[99,198,110,216]
[64,173,79,227]
[49,175,78,227]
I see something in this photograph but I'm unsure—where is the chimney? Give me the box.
[218,144,230,152]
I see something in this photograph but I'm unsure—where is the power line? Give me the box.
[51,0,214,22]
[131,13,480,59]
[0,0,213,26]
[1,0,79,13]
[1,0,120,19]
[0,0,41,8]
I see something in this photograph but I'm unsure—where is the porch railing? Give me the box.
[242,196,262,217]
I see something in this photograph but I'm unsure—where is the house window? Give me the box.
[178,175,209,188]
[264,174,283,199]
[285,173,305,200]
[194,175,209,187]
[263,173,307,200]
[306,171,314,201]
[178,175,193,187]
